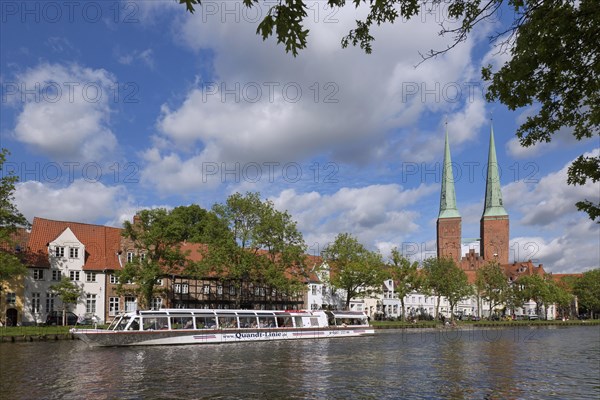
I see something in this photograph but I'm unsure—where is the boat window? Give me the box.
[112,315,129,331]
[195,316,216,329]
[294,316,304,328]
[217,315,237,329]
[310,317,319,327]
[325,311,335,326]
[238,315,258,328]
[142,316,169,330]
[276,316,293,328]
[108,315,123,331]
[171,316,193,329]
[258,316,276,328]
[126,317,140,331]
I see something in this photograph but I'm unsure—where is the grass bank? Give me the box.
[371,319,600,329]
[0,325,102,342]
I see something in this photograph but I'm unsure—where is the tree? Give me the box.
[194,192,307,308]
[553,275,579,319]
[548,279,574,320]
[422,257,471,321]
[518,274,552,319]
[50,276,82,325]
[441,262,472,322]
[118,208,195,309]
[387,248,422,321]
[475,261,509,319]
[169,204,226,243]
[574,269,600,318]
[322,233,385,310]
[0,148,30,286]
[179,0,600,221]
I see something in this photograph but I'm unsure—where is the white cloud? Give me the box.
[503,148,600,226]
[9,63,118,162]
[139,1,492,192]
[269,183,437,255]
[510,217,600,272]
[14,180,132,226]
[506,115,584,159]
[117,48,155,69]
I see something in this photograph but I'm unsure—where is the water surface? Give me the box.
[1,325,598,399]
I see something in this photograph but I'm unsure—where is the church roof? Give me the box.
[438,127,461,219]
[482,125,508,217]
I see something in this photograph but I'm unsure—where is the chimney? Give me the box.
[133,214,141,226]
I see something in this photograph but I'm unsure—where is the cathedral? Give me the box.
[436,126,544,284]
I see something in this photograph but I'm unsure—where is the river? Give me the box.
[1,325,598,399]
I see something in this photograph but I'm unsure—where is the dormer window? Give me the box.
[69,247,79,258]
[55,246,65,257]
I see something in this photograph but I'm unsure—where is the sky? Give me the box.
[1,0,598,273]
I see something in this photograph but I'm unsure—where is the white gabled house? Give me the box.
[304,260,345,311]
[22,217,121,325]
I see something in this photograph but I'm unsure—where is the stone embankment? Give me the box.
[0,333,75,343]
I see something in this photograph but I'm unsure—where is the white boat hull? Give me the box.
[71,327,375,347]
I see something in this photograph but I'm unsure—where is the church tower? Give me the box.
[480,125,509,264]
[437,127,462,264]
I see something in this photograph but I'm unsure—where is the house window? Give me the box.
[51,270,61,281]
[173,283,187,294]
[110,274,119,284]
[229,286,236,295]
[203,285,210,294]
[150,298,162,310]
[140,253,146,261]
[69,247,79,258]
[155,279,163,286]
[125,296,136,312]
[54,246,65,257]
[217,285,223,295]
[86,294,96,313]
[32,293,41,314]
[69,271,80,281]
[46,293,55,312]
[33,269,44,280]
[85,272,97,282]
[109,297,120,316]
[127,252,134,263]
[6,293,16,304]
[311,285,317,295]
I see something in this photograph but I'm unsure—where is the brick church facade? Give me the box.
[436,126,542,283]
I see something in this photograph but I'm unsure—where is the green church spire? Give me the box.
[438,126,460,219]
[482,124,508,217]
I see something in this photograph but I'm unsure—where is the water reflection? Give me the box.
[0,326,598,399]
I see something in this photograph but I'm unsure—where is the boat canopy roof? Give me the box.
[123,309,319,318]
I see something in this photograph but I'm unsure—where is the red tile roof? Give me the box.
[550,273,583,282]
[26,217,122,271]
[502,261,547,282]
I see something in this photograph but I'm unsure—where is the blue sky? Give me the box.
[1,1,598,273]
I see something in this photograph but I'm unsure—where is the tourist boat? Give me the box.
[70,309,374,346]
